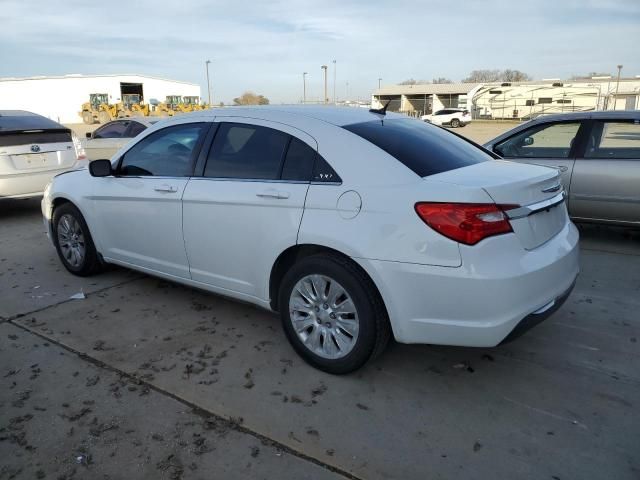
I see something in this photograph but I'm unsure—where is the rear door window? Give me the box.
[125,121,147,138]
[343,118,490,177]
[204,123,289,180]
[585,121,640,159]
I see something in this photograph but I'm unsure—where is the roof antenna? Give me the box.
[369,100,391,116]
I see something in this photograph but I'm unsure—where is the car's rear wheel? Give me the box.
[279,254,390,374]
[53,203,102,277]
[450,118,461,128]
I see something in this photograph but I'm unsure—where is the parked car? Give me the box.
[484,111,640,227]
[84,118,158,160]
[0,110,86,198]
[421,108,471,127]
[42,106,579,373]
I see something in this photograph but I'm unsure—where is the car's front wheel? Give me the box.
[53,203,102,276]
[279,254,390,374]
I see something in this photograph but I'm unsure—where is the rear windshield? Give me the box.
[0,112,64,132]
[0,130,72,147]
[343,118,490,177]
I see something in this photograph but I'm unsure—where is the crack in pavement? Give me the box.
[0,275,143,324]
[9,312,361,480]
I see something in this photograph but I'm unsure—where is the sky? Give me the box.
[1,0,639,104]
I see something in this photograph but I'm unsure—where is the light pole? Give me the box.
[614,64,623,110]
[302,72,308,104]
[378,77,382,89]
[205,60,212,106]
[332,60,337,103]
[321,65,328,104]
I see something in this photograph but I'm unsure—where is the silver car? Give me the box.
[84,118,158,160]
[0,110,86,198]
[484,111,640,227]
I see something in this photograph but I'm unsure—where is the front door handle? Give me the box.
[154,184,178,193]
[256,189,290,199]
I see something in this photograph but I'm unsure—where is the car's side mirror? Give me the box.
[523,137,534,146]
[85,132,92,139]
[89,159,113,177]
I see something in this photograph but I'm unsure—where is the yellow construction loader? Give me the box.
[182,96,202,112]
[148,98,174,117]
[79,93,123,124]
[122,94,149,117]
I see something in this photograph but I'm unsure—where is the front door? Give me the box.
[570,119,640,223]
[90,121,209,278]
[182,118,315,300]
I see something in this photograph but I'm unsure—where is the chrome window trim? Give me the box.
[505,191,566,220]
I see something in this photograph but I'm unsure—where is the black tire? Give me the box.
[52,203,103,277]
[97,111,110,124]
[450,118,461,128]
[279,253,390,374]
[82,111,94,125]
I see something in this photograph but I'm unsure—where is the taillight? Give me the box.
[71,132,86,161]
[415,203,517,245]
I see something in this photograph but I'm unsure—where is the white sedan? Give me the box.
[1,110,86,198]
[84,118,159,160]
[42,106,579,373]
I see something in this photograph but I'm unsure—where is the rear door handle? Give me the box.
[256,189,290,199]
[154,184,178,193]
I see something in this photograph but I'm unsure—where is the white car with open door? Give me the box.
[1,110,86,198]
[42,106,579,373]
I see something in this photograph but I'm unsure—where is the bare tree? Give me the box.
[462,69,531,83]
[398,78,430,85]
[233,92,269,105]
[501,69,531,82]
[462,69,502,83]
[432,77,453,84]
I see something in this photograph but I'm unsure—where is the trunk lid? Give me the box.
[0,129,77,174]
[426,160,568,250]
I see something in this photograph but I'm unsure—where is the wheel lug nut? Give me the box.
[315,306,320,312]
[330,313,336,319]
[323,303,329,309]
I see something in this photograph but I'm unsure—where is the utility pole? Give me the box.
[332,60,337,103]
[303,72,308,104]
[321,65,328,104]
[378,77,382,89]
[205,60,212,106]
[614,64,623,110]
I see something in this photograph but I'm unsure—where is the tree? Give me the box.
[233,91,269,105]
[462,69,531,83]
[398,78,430,85]
[501,69,531,82]
[462,69,502,83]
[432,77,453,84]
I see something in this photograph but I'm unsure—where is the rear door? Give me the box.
[85,121,130,160]
[492,120,586,207]
[182,118,314,300]
[570,119,640,224]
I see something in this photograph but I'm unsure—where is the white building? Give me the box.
[0,74,201,124]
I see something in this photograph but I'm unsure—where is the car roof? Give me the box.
[184,105,407,127]
[529,110,640,123]
[0,110,66,132]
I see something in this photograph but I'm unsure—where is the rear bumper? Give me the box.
[0,169,66,198]
[356,221,579,347]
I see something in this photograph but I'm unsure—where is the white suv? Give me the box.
[421,108,471,128]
